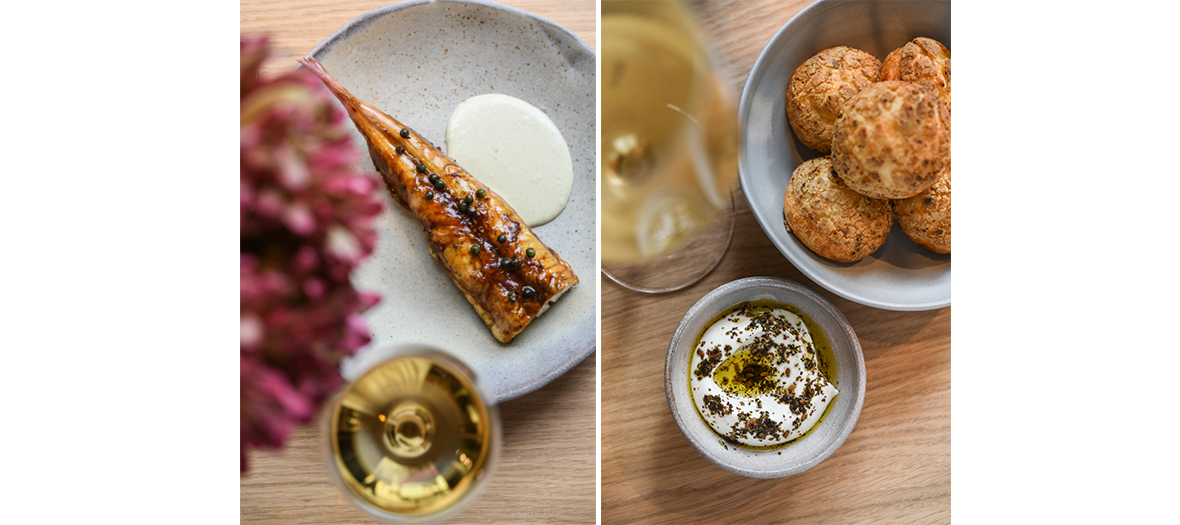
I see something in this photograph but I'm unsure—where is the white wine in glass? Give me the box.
[323,348,499,523]
[601,0,739,293]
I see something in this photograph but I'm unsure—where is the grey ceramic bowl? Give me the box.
[738,0,951,311]
[665,276,865,478]
[306,0,597,403]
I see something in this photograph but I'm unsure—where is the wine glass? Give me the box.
[600,0,740,293]
[321,345,500,524]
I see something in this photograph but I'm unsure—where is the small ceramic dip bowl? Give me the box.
[665,276,866,478]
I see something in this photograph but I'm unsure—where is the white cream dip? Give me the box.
[445,94,573,227]
[690,304,838,447]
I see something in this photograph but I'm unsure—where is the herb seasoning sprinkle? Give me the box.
[688,302,839,448]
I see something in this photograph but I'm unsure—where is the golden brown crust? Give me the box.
[783,157,893,263]
[893,163,951,254]
[786,46,881,154]
[831,80,950,199]
[880,37,951,113]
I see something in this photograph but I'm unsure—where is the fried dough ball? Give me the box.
[881,37,951,113]
[783,156,893,263]
[831,80,950,199]
[893,162,951,254]
[786,46,881,154]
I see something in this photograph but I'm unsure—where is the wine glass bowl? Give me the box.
[600,0,739,293]
[323,345,500,523]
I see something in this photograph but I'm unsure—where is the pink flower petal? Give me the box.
[240,37,384,473]
[240,313,265,351]
[282,204,315,236]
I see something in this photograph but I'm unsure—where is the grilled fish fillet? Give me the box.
[299,57,578,343]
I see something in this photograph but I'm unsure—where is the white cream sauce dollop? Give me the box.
[445,94,573,227]
[690,304,838,447]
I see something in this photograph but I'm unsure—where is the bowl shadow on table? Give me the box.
[600,301,946,524]
[849,303,944,359]
[713,197,944,351]
[600,295,926,522]
[600,192,946,522]
[475,354,596,522]
[498,353,595,435]
[603,400,872,523]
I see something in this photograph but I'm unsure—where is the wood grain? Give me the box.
[601,190,951,525]
[241,0,595,79]
[242,354,596,523]
[601,2,950,523]
[240,1,596,523]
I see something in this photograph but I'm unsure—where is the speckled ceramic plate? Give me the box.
[738,0,951,311]
[665,277,865,478]
[307,0,596,403]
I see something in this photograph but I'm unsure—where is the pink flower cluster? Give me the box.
[240,37,383,472]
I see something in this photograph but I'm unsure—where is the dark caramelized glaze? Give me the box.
[300,57,579,343]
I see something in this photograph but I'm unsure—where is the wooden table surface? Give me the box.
[601,1,952,523]
[239,1,596,523]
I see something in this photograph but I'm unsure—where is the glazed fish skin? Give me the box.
[299,57,578,343]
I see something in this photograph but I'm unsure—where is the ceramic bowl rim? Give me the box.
[298,0,598,404]
[735,0,952,311]
[306,0,593,64]
[664,276,866,478]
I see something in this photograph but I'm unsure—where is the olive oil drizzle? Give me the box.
[687,300,838,450]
